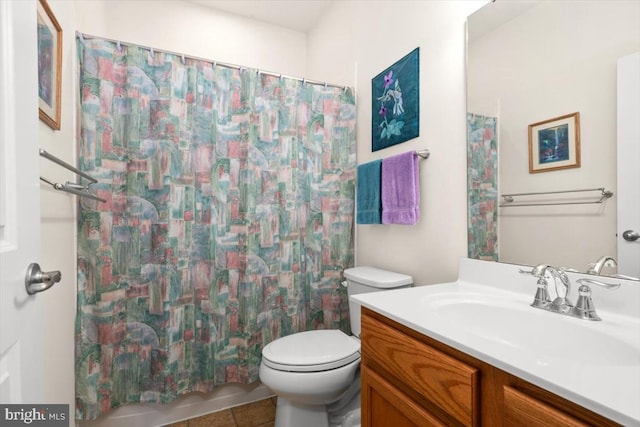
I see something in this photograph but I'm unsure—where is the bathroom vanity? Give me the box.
[353,259,640,427]
[361,308,618,426]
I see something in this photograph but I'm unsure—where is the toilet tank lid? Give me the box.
[343,266,413,288]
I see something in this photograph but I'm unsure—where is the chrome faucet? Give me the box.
[587,255,617,275]
[521,264,572,314]
[521,264,620,321]
[547,267,573,314]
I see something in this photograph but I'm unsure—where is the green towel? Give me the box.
[357,160,382,224]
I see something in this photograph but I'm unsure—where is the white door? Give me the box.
[617,52,640,279]
[0,0,44,403]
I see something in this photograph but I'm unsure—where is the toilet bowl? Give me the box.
[259,267,413,427]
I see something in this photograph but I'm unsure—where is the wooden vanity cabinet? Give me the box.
[360,307,620,427]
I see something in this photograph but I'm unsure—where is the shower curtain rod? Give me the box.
[77,32,351,91]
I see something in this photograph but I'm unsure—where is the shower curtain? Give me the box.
[467,112,498,261]
[75,38,356,419]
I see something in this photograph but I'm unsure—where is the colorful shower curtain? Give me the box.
[75,38,356,420]
[467,113,498,261]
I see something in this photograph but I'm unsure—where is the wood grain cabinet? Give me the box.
[360,307,620,427]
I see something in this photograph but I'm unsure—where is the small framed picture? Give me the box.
[528,112,580,173]
[37,0,62,130]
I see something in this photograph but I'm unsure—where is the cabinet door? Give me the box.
[361,313,478,426]
[503,386,590,427]
[362,366,446,427]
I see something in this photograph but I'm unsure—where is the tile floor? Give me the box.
[165,397,276,427]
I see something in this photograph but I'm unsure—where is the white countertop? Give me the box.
[351,258,640,426]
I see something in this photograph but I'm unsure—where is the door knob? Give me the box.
[25,263,61,295]
[622,230,639,242]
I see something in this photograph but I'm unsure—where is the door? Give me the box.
[0,0,44,403]
[617,52,640,279]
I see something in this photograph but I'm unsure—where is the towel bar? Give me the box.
[39,148,105,202]
[500,187,613,207]
[416,149,430,159]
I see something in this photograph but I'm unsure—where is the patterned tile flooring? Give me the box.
[165,397,276,427]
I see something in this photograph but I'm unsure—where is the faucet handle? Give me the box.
[571,278,620,321]
[572,284,601,321]
[530,277,551,309]
[576,278,621,290]
[519,264,550,277]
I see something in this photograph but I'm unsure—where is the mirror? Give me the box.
[466,0,639,279]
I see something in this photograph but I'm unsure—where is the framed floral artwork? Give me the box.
[528,112,580,173]
[371,48,419,152]
[37,0,62,130]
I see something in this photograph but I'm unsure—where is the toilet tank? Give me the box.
[343,266,413,337]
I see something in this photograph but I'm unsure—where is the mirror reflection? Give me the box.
[466,0,639,279]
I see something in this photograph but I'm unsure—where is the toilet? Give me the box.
[259,266,413,427]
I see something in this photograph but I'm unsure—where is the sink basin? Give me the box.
[421,292,640,367]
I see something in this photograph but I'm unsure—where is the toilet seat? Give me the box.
[262,330,360,373]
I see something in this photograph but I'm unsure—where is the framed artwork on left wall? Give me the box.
[37,0,62,130]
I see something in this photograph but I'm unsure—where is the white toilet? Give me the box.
[259,266,413,427]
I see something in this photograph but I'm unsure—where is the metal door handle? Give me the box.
[25,263,61,295]
[622,230,640,242]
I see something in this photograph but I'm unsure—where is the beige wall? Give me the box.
[467,1,640,270]
[39,0,79,416]
[308,1,486,285]
[74,0,308,77]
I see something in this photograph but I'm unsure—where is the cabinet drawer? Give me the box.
[503,386,590,427]
[361,313,479,426]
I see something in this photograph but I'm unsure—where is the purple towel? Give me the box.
[381,151,420,225]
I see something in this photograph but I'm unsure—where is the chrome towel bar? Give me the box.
[40,148,96,183]
[39,148,105,202]
[500,187,613,207]
[39,177,106,202]
[416,149,430,159]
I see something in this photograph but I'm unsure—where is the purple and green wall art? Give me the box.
[467,113,498,261]
[371,48,420,152]
[75,37,356,419]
